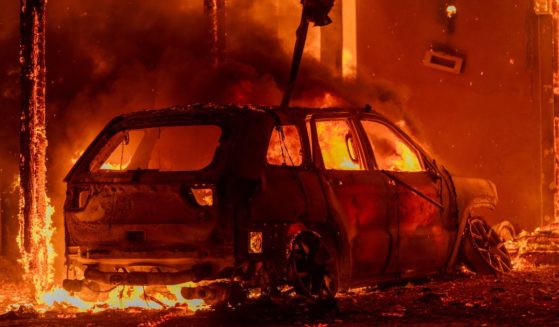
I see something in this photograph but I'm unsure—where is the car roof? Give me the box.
[64,103,393,182]
[110,103,383,129]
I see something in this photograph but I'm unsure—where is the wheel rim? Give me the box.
[289,233,338,299]
[467,218,512,273]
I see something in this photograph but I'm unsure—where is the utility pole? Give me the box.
[19,0,51,294]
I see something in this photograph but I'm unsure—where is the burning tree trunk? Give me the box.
[204,0,226,67]
[19,0,53,296]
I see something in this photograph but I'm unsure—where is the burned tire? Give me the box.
[287,232,339,300]
[460,216,512,274]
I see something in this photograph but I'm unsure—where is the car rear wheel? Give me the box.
[461,216,512,274]
[287,232,339,301]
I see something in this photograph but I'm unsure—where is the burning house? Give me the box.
[0,0,558,325]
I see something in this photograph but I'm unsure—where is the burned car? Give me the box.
[63,104,511,302]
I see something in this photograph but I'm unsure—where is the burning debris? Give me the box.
[507,222,559,268]
[18,0,55,300]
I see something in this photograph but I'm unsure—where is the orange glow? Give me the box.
[39,283,208,312]
[16,190,56,302]
[266,125,303,166]
[191,188,214,206]
[316,120,363,170]
[362,120,423,172]
[70,151,83,164]
[249,231,263,254]
[342,0,357,79]
[342,48,357,79]
[13,152,209,312]
[388,141,423,172]
[100,162,130,170]
[300,92,346,108]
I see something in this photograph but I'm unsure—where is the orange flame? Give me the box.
[16,182,56,301]
[387,141,423,172]
[317,120,362,170]
[40,283,207,312]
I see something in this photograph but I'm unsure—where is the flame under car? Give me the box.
[63,104,511,302]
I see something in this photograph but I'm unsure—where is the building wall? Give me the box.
[355,0,555,230]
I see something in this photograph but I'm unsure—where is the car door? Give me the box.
[311,114,395,279]
[359,118,450,275]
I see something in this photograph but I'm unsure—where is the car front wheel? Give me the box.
[460,216,512,274]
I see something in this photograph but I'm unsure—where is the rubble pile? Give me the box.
[506,222,559,267]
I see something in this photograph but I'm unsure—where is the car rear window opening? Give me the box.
[92,125,222,172]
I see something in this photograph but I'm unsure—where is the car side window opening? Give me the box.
[316,119,365,171]
[266,125,303,166]
[361,120,424,172]
[94,125,222,172]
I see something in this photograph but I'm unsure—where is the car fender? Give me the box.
[445,176,498,271]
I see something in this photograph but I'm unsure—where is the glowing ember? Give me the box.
[39,283,208,313]
[16,191,56,301]
[505,224,559,270]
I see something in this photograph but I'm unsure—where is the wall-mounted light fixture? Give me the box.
[443,2,458,34]
[446,5,457,18]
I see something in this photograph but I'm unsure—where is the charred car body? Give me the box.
[63,104,511,301]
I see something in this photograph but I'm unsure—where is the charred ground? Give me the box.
[1,264,558,326]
